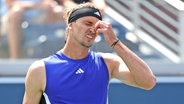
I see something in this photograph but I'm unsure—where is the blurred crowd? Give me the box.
[0,0,106,59]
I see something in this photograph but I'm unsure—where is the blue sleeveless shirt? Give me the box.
[43,51,109,104]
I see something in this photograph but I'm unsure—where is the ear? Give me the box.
[68,23,72,29]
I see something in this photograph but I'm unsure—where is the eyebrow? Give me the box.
[85,21,93,24]
[83,20,95,25]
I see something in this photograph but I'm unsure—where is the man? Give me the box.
[23,2,156,104]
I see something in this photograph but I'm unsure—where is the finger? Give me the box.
[95,21,107,29]
[95,22,106,34]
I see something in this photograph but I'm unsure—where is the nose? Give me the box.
[89,26,96,33]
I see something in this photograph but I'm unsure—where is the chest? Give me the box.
[45,59,109,94]
[44,53,109,103]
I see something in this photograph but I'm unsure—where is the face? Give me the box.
[69,16,100,48]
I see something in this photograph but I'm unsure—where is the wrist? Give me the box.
[111,39,119,48]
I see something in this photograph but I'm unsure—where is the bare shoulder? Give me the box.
[26,60,46,91]
[28,60,45,76]
[23,60,46,103]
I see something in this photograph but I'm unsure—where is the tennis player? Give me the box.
[23,2,156,104]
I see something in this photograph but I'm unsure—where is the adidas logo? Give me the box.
[75,68,84,74]
[94,11,100,16]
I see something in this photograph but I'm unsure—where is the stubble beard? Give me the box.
[81,42,93,48]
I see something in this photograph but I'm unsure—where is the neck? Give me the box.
[61,43,89,60]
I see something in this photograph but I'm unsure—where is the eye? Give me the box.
[85,22,93,26]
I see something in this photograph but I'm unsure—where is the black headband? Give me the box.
[68,7,102,23]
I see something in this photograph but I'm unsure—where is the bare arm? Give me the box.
[96,21,156,90]
[113,42,156,90]
[5,0,39,9]
[23,60,46,104]
[5,0,57,10]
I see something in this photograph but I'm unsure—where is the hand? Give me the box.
[95,21,118,46]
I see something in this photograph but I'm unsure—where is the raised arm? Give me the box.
[23,60,46,104]
[96,21,156,90]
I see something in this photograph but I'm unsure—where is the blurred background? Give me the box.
[0,0,184,104]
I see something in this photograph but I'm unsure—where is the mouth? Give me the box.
[86,34,93,39]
